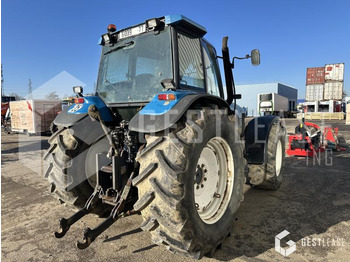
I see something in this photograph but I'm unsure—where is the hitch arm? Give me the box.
[54,209,88,238]
[54,186,102,238]
[76,170,136,249]
[76,210,121,249]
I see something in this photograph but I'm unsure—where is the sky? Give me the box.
[1,0,350,99]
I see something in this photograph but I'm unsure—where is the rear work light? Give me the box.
[146,18,160,30]
[75,98,84,104]
[158,94,176,101]
[102,33,111,44]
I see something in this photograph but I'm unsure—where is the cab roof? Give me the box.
[164,15,207,37]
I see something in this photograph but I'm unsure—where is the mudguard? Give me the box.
[54,96,113,127]
[129,91,229,133]
[244,115,284,164]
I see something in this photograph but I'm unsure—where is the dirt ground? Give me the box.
[1,119,350,262]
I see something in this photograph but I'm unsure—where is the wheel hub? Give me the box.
[195,165,204,185]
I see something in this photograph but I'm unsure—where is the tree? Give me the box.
[46,92,60,100]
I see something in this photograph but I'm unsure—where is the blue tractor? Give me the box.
[46,15,285,258]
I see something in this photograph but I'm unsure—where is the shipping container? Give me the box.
[324,63,345,81]
[303,101,318,112]
[9,100,61,134]
[324,82,343,100]
[319,100,335,112]
[306,67,325,85]
[301,101,336,113]
[305,85,313,101]
[305,84,324,101]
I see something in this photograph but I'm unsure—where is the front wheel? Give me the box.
[247,121,285,190]
[133,108,245,258]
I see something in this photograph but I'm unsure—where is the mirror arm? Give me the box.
[232,54,250,69]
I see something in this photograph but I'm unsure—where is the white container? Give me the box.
[257,93,288,115]
[324,63,345,81]
[324,82,343,100]
[306,84,324,101]
[10,100,61,134]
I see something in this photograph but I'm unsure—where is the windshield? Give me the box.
[96,27,173,103]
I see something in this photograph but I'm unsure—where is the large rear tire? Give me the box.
[44,118,106,209]
[133,108,245,259]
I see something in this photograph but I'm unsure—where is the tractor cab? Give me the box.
[97,15,224,106]
[95,15,259,111]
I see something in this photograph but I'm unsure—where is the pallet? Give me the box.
[297,112,345,120]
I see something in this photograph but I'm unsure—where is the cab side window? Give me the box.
[178,32,205,90]
[202,41,221,97]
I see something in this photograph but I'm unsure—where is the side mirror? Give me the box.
[251,49,260,66]
[73,86,83,97]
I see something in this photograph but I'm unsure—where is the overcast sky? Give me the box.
[2,0,350,98]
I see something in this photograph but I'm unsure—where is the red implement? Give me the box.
[323,127,346,151]
[286,134,324,157]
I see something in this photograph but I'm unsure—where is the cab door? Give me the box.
[201,40,224,98]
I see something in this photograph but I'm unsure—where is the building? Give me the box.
[235,82,298,116]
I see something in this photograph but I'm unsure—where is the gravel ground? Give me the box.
[1,119,350,262]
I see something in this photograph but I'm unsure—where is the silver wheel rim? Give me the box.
[194,137,234,224]
[276,140,282,177]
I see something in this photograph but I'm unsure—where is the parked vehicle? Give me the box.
[258,92,295,117]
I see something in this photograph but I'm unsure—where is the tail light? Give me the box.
[158,94,176,101]
[75,98,84,104]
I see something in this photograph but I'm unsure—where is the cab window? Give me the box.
[178,32,205,91]
[202,41,221,97]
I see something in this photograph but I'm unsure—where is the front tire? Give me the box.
[247,121,285,190]
[133,108,245,258]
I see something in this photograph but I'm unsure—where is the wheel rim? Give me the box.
[275,140,282,177]
[194,137,234,224]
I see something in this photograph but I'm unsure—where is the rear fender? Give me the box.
[129,91,230,133]
[244,115,285,164]
[54,96,113,127]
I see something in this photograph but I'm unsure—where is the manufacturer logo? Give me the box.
[68,104,83,113]
[275,230,296,257]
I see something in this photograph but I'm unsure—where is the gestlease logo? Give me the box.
[275,230,296,257]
